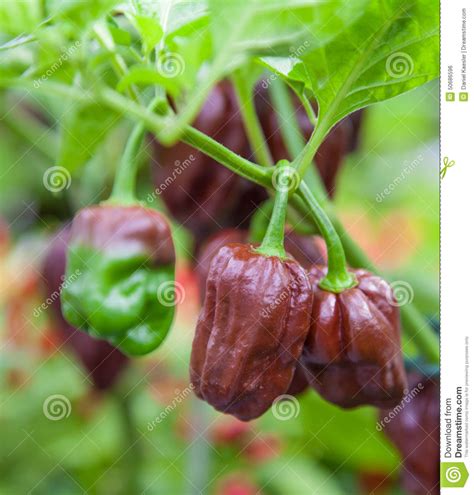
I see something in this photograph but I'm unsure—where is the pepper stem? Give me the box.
[254,161,292,258]
[110,96,162,204]
[298,181,357,292]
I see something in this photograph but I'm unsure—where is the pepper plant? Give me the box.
[0,1,439,369]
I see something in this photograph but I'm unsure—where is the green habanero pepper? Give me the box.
[61,204,176,356]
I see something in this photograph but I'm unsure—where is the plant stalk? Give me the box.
[254,162,290,258]
[232,72,273,167]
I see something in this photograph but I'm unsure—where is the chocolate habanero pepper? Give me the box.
[42,227,128,390]
[61,205,176,356]
[380,373,440,495]
[190,163,313,420]
[301,265,407,408]
[294,182,407,408]
[193,227,322,399]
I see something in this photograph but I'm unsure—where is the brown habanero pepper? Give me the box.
[193,227,323,399]
[190,164,313,420]
[190,243,312,420]
[301,265,407,408]
[380,373,440,495]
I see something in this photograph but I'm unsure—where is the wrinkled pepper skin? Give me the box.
[302,266,407,408]
[61,205,176,356]
[42,227,128,390]
[190,243,313,421]
[195,229,248,299]
[195,229,324,301]
[381,374,440,495]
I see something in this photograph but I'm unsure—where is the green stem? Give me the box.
[301,94,317,126]
[232,72,273,167]
[181,125,271,187]
[98,87,274,188]
[268,79,327,202]
[268,79,306,159]
[109,96,161,203]
[298,182,356,292]
[267,81,354,291]
[109,122,146,203]
[400,304,439,364]
[329,215,439,363]
[248,199,274,243]
[254,162,290,258]
[293,121,328,178]
[114,390,141,494]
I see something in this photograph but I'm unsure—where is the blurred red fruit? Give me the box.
[215,474,260,495]
[211,417,252,446]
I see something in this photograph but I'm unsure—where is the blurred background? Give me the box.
[0,80,439,494]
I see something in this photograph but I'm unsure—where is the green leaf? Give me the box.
[136,0,208,36]
[58,101,120,172]
[161,0,366,144]
[133,15,163,55]
[117,65,177,95]
[108,25,132,46]
[287,0,439,135]
[209,0,367,57]
[0,0,44,36]
[259,56,307,97]
[46,0,121,29]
